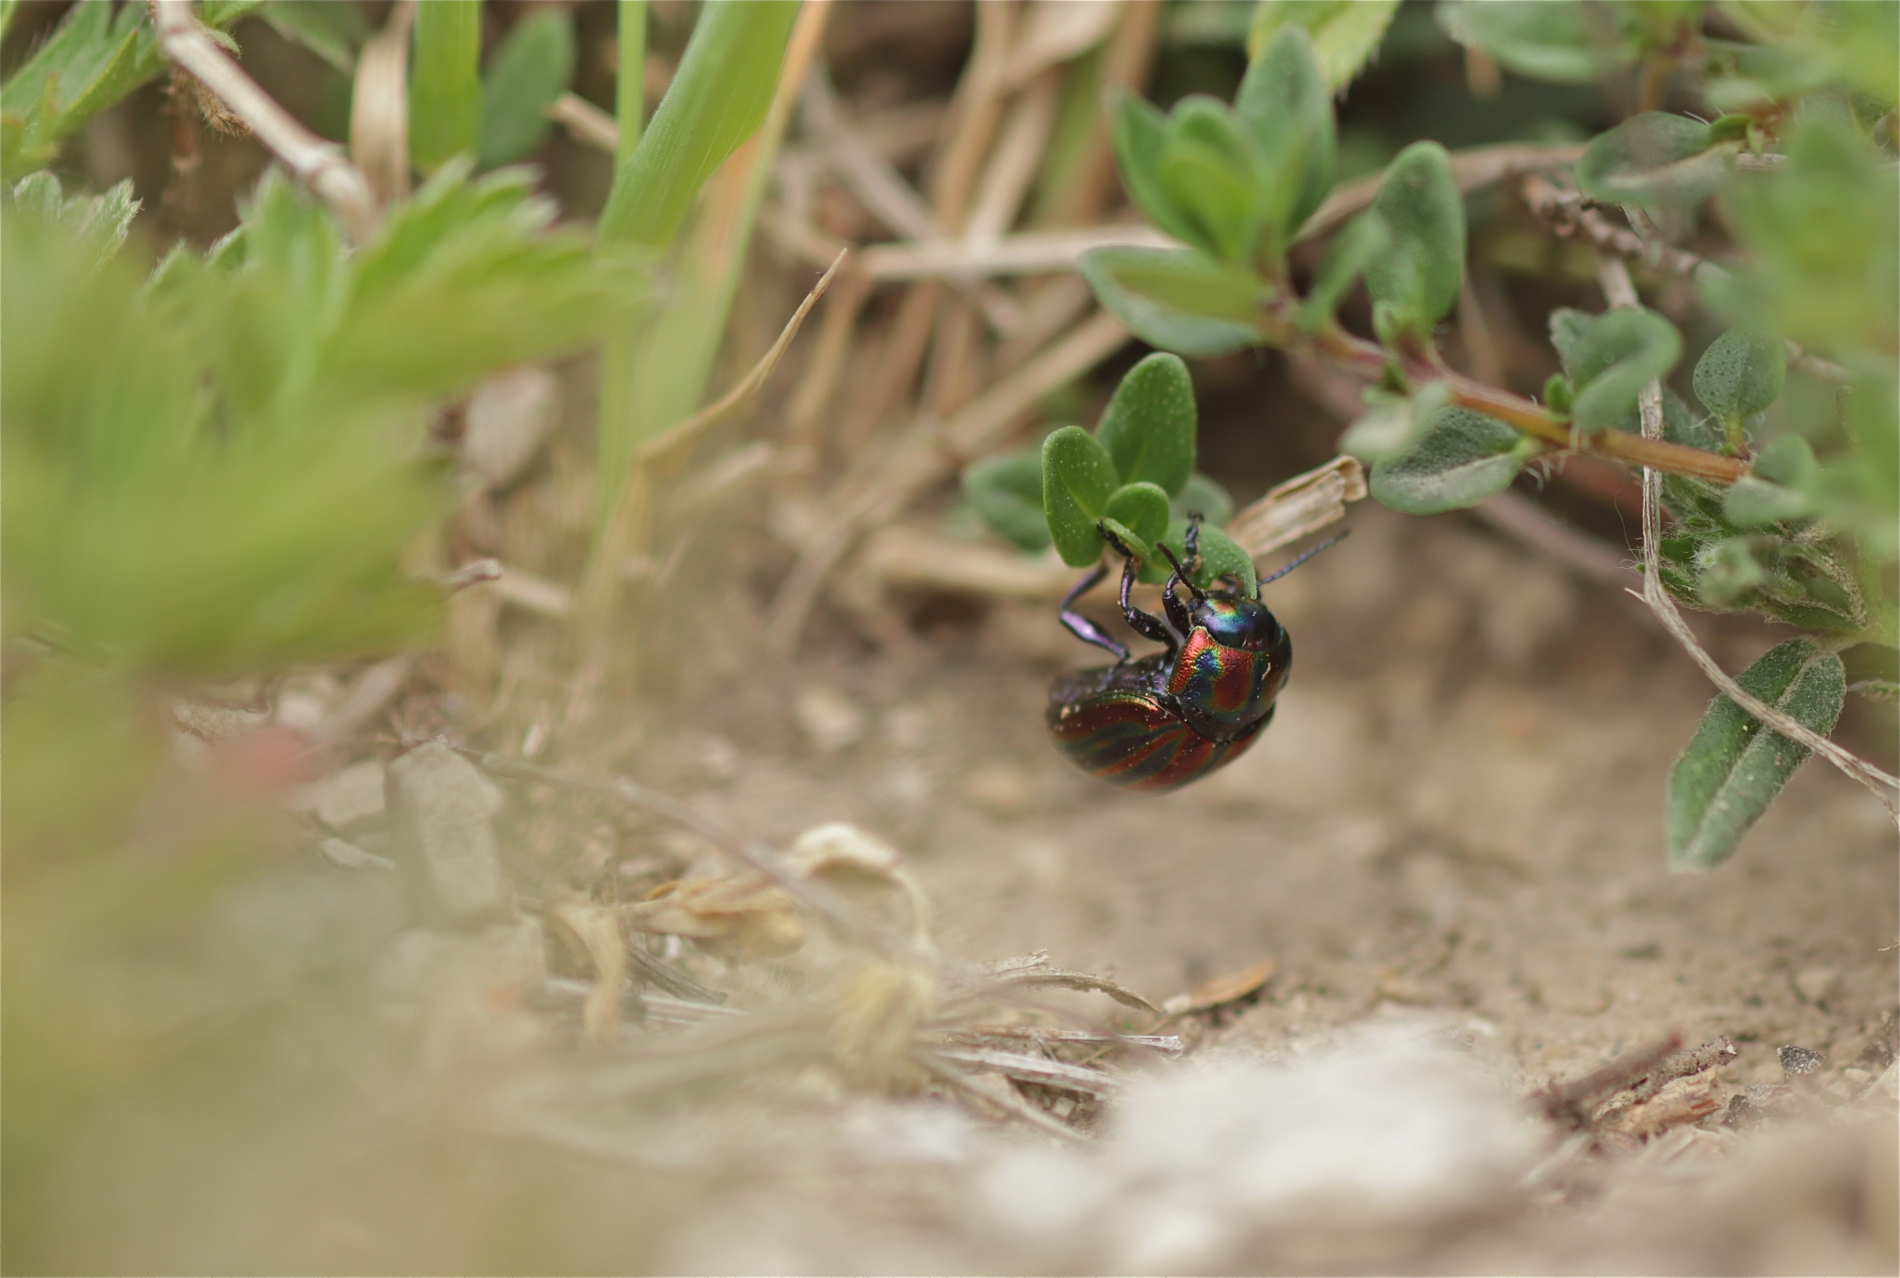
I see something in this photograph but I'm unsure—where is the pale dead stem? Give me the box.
[149,0,380,242]
[1596,253,1900,823]
[1526,175,1849,383]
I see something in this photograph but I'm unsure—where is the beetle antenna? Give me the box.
[1158,542,1203,601]
[1258,528,1351,586]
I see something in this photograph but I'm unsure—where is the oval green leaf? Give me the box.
[1564,308,1683,433]
[1111,91,1201,249]
[1234,23,1337,245]
[1666,638,1845,870]
[962,450,1051,552]
[1364,141,1464,335]
[1078,245,1265,357]
[479,9,576,168]
[1094,352,1196,498]
[1042,425,1119,567]
[1103,481,1173,553]
[1298,210,1389,331]
[1172,472,1234,525]
[1249,0,1400,92]
[1436,0,1638,84]
[1577,113,1737,208]
[1692,326,1786,429]
[1369,406,1529,514]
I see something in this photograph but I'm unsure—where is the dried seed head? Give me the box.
[829,960,936,1091]
[621,876,804,961]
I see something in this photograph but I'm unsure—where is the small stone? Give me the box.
[1778,1044,1827,1078]
[307,759,387,831]
[321,836,396,873]
[386,742,509,927]
[794,685,866,753]
[962,764,1033,818]
[460,366,560,491]
[1792,966,1841,1006]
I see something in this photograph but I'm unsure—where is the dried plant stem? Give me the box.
[769,309,1129,652]
[569,250,848,720]
[150,0,380,242]
[1595,253,1900,822]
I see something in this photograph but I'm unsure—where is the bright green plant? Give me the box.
[966,2,1897,867]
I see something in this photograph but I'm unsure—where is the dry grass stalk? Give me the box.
[1227,457,1367,561]
[546,897,629,1041]
[349,0,415,206]
[149,0,380,241]
[1600,252,1900,821]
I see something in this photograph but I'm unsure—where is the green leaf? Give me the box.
[1364,141,1464,337]
[1577,113,1738,208]
[1708,114,1899,353]
[1094,353,1196,498]
[1111,92,1202,249]
[1666,639,1846,870]
[1100,516,1154,566]
[1078,245,1265,357]
[1,0,153,174]
[1160,97,1264,262]
[1550,307,1714,447]
[1042,426,1119,567]
[1104,482,1174,556]
[479,9,577,168]
[1692,326,1786,432]
[1338,397,1416,463]
[961,450,1050,553]
[1173,472,1234,525]
[597,0,797,249]
[9,172,140,263]
[258,1,369,74]
[1435,0,1638,84]
[1695,536,1768,606]
[1298,211,1389,331]
[1248,0,1401,91]
[1155,520,1256,594]
[1722,477,1812,526]
[1562,309,1683,433]
[1369,406,1532,513]
[1233,23,1336,246]
[410,0,483,174]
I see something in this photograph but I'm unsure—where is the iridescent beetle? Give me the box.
[1046,519,1341,793]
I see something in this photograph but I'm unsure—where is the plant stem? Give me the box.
[616,0,645,168]
[1310,325,1750,484]
[409,0,481,174]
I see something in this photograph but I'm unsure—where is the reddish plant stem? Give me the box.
[1309,326,1749,485]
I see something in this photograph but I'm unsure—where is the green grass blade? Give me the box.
[410,0,482,174]
[617,0,647,167]
[596,0,797,249]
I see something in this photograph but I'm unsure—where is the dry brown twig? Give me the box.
[1597,253,1900,822]
[149,0,380,242]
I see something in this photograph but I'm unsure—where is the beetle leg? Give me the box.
[1158,543,1199,636]
[1058,563,1131,661]
[1117,553,1178,654]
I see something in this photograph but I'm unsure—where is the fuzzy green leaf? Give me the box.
[1079,246,1265,357]
[9,172,139,263]
[1562,309,1683,433]
[1154,519,1256,594]
[1094,353,1196,498]
[1577,113,1738,208]
[1043,426,1120,567]
[1369,406,1531,513]
[1160,97,1263,262]
[1436,0,1638,84]
[1299,211,1389,330]
[1667,639,1846,870]
[1233,24,1336,245]
[1111,92,1202,249]
[1364,142,1465,336]
[1104,482,1174,556]
[1248,1,1400,91]
[597,0,797,249]
[1339,397,1415,463]
[479,10,577,168]
[1692,326,1786,429]
[962,450,1050,553]
[1173,472,1234,525]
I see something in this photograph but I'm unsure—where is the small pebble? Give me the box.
[310,760,387,831]
[794,685,866,753]
[1778,1044,1826,1078]
[1792,966,1840,1006]
[321,837,396,873]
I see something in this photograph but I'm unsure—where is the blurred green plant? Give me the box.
[964,0,1897,866]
